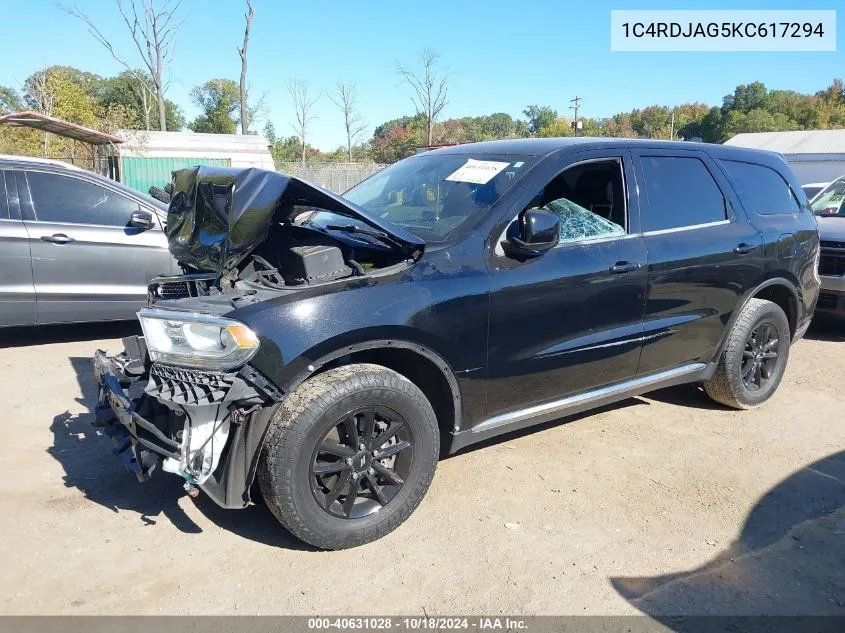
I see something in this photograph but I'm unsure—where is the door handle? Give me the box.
[40,233,75,244]
[610,261,641,274]
[734,242,755,254]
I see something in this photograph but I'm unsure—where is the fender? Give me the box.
[235,339,466,507]
[279,339,464,432]
[710,276,800,363]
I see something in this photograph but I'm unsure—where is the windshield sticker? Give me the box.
[445,159,510,185]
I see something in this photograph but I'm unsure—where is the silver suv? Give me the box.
[0,156,176,326]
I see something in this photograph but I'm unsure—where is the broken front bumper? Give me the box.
[92,337,281,509]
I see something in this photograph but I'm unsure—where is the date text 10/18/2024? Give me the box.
[307,617,528,630]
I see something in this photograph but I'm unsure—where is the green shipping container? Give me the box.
[120,157,231,195]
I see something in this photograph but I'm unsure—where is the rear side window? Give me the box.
[720,160,800,215]
[0,172,8,220]
[26,171,139,226]
[640,156,727,232]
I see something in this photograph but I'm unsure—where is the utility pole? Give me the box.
[569,96,582,136]
[670,109,675,140]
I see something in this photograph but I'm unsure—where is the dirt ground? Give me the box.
[0,321,843,616]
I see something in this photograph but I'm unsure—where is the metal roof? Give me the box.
[725,130,845,155]
[0,111,124,145]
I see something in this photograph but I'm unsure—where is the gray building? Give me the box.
[724,130,845,185]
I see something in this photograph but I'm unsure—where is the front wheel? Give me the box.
[704,298,791,409]
[258,363,439,550]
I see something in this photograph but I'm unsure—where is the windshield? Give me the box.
[343,153,539,242]
[811,179,845,217]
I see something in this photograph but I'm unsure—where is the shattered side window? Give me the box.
[543,198,626,243]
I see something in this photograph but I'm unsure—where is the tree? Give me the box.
[237,0,255,134]
[97,69,183,130]
[65,0,186,131]
[263,121,277,144]
[188,79,240,134]
[329,81,367,162]
[396,48,448,146]
[522,105,557,135]
[0,86,22,114]
[287,79,319,165]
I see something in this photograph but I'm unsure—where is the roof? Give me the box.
[424,136,778,160]
[725,130,845,155]
[117,130,271,154]
[0,154,82,170]
[0,111,123,145]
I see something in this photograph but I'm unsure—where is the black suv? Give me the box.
[94,139,820,549]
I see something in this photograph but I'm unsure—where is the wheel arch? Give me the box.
[283,340,464,438]
[713,277,800,363]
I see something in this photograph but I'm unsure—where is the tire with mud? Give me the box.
[258,363,439,550]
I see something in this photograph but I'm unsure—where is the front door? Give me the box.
[20,169,173,324]
[486,151,647,421]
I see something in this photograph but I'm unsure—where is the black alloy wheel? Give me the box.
[741,321,780,391]
[310,406,413,519]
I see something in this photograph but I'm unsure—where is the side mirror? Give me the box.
[502,208,559,258]
[129,209,154,230]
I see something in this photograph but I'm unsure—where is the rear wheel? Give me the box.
[704,298,791,409]
[258,364,439,549]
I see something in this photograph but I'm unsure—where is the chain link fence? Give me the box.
[275,162,388,193]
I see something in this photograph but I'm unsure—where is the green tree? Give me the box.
[0,85,23,113]
[188,79,240,134]
[97,70,183,131]
[522,105,557,135]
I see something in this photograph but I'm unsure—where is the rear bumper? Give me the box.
[92,337,281,509]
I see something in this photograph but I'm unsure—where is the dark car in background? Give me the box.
[810,176,845,318]
[0,156,175,327]
[93,138,819,550]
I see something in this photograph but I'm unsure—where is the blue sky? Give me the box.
[0,0,842,149]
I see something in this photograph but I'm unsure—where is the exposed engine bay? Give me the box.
[154,166,424,305]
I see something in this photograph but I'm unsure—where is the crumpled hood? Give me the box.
[166,166,424,274]
[817,216,845,243]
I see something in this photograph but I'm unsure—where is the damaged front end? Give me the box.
[91,165,424,508]
[92,322,282,508]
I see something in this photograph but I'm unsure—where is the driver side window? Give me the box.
[530,159,628,244]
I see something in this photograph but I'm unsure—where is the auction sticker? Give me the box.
[445,159,509,184]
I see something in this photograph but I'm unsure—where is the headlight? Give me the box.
[138,308,260,371]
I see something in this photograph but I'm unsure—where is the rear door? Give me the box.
[0,170,36,326]
[633,149,764,374]
[20,169,173,324]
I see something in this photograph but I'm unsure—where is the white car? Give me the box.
[802,182,830,202]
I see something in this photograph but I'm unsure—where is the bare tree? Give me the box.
[329,81,367,162]
[64,0,186,132]
[287,79,319,165]
[237,0,254,134]
[396,48,448,146]
[23,69,55,156]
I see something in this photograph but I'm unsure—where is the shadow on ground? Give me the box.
[0,321,141,348]
[804,317,845,343]
[611,450,845,619]
[49,354,314,551]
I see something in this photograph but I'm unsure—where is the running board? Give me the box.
[448,362,712,454]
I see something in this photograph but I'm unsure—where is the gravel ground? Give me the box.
[0,320,843,616]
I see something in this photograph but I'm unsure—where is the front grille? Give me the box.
[819,254,845,276]
[147,364,234,405]
[157,281,190,299]
[820,240,845,250]
[817,292,839,309]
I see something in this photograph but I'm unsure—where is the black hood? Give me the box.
[817,216,845,243]
[165,166,425,274]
